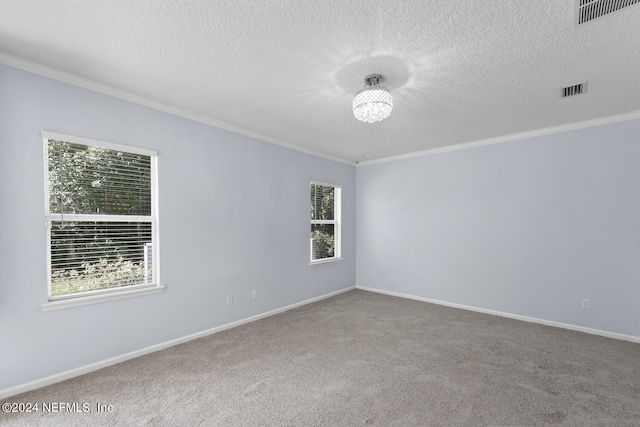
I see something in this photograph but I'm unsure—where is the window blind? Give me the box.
[44,133,158,299]
[310,182,341,262]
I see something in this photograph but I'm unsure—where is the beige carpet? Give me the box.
[1,290,639,426]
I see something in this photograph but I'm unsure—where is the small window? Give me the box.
[310,181,341,264]
[43,132,159,300]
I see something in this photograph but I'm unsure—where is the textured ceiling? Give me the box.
[1,0,639,163]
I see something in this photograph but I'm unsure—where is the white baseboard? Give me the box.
[356,285,640,344]
[0,285,356,400]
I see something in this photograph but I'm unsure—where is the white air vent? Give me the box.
[577,0,640,24]
[563,82,587,97]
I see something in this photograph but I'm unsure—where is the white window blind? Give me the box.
[43,131,159,299]
[310,181,341,263]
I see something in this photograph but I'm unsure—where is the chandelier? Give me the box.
[352,74,393,123]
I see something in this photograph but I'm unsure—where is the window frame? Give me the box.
[41,131,163,311]
[309,180,342,266]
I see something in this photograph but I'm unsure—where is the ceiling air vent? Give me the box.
[562,82,586,97]
[577,0,640,25]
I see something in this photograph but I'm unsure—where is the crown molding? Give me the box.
[3,51,638,169]
[0,52,353,166]
[358,110,640,167]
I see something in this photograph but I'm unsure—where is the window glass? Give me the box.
[45,135,158,299]
[310,182,341,263]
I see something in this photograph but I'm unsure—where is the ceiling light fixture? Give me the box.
[353,74,393,123]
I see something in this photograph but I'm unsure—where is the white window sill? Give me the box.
[309,257,343,267]
[41,285,166,312]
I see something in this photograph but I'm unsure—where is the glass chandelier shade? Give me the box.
[353,74,393,123]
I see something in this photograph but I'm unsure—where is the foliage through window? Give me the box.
[44,132,159,299]
[310,182,341,263]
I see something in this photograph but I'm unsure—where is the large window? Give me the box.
[310,181,341,264]
[43,132,159,301]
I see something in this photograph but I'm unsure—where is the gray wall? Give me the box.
[357,118,640,338]
[2,60,638,393]
[0,64,355,390]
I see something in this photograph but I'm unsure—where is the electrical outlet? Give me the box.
[252,289,258,299]
[581,299,590,309]
[372,270,377,277]
[226,295,233,305]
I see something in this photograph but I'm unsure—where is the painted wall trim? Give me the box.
[356,285,640,344]
[0,285,356,400]
[357,110,640,166]
[0,52,352,166]
[41,285,166,312]
[5,52,640,169]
